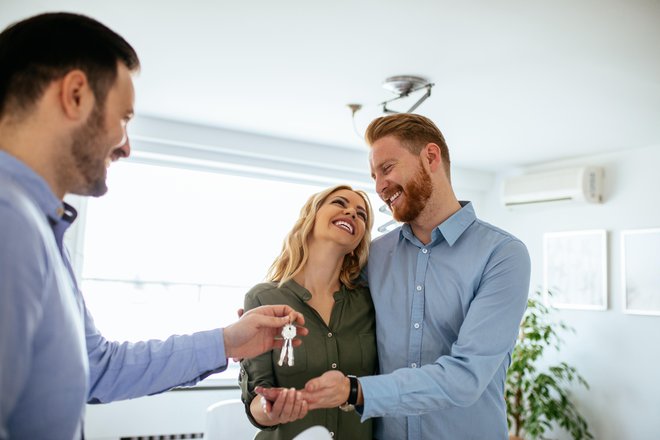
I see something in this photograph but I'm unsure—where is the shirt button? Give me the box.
[422,248,428,254]
[331,363,337,369]
[414,323,420,329]
[411,363,417,368]
[327,332,333,338]
[416,285,422,291]
[330,432,335,437]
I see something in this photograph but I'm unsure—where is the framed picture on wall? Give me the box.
[621,228,660,316]
[543,229,608,310]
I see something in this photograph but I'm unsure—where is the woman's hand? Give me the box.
[250,387,308,426]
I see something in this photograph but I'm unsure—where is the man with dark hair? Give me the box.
[0,13,306,439]
[286,113,531,439]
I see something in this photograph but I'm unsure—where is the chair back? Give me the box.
[204,398,258,440]
[292,425,333,440]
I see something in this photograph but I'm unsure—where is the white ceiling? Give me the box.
[4,0,660,171]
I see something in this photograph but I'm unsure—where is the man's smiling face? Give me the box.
[370,135,432,223]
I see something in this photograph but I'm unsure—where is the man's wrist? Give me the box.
[339,375,359,412]
[346,375,359,405]
[221,327,232,359]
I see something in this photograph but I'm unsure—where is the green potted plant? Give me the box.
[506,292,593,440]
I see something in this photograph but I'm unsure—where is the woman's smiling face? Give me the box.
[312,189,369,253]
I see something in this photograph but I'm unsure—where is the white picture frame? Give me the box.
[621,228,660,316]
[543,230,608,310]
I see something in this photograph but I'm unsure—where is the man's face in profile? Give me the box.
[69,63,134,197]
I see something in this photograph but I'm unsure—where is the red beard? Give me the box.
[390,159,432,223]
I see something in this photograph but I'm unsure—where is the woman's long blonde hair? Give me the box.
[267,184,373,289]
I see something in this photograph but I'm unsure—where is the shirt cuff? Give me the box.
[218,328,227,364]
[193,328,228,372]
[358,374,399,421]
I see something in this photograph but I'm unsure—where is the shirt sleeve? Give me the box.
[239,287,278,430]
[85,303,229,403]
[0,204,48,430]
[359,239,531,418]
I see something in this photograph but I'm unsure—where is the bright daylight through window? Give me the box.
[76,159,391,381]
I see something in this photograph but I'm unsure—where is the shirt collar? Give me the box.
[399,201,476,247]
[0,151,77,228]
[282,279,347,302]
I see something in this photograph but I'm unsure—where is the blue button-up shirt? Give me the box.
[361,202,530,440]
[0,151,228,439]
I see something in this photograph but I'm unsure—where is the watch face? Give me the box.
[339,403,356,412]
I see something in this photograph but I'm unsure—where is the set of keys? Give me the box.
[277,322,297,367]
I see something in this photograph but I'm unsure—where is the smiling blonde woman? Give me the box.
[240,184,376,440]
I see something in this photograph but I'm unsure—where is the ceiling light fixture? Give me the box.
[377,204,398,233]
[347,75,435,138]
[380,75,434,114]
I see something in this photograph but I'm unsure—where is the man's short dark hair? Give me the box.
[0,12,140,118]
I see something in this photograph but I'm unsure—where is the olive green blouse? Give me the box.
[240,280,377,440]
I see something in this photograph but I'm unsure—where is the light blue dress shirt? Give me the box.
[362,201,530,440]
[0,152,228,439]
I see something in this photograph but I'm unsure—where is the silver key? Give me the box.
[277,341,288,366]
[287,341,294,366]
[277,323,296,367]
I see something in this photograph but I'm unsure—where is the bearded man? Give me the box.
[295,113,531,439]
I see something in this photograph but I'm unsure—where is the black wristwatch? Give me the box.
[339,375,358,412]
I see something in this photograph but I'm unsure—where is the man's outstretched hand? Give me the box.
[223,305,307,360]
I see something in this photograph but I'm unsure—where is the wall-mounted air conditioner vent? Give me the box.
[502,166,603,207]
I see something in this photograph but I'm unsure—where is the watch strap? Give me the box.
[346,375,358,405]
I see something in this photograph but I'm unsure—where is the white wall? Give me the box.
[479,144,660,439]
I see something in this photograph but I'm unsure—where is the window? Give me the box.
[76,158,390,382]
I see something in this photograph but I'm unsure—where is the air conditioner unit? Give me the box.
[502,166,603,207]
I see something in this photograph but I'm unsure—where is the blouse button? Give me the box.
[327,332,333,338]
[331,363,337,369]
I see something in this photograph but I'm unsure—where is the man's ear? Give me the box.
[59,70,95,121]
[423,143,443,172]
